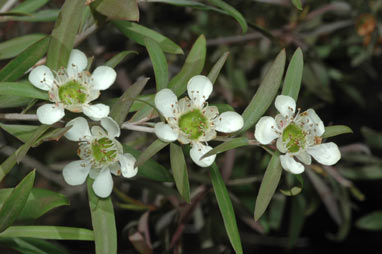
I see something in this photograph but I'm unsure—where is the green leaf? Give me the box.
[11,0,50,13]
[322,125,353,139]
[0,237,68,254]
[105,50,137,68]
[340,165,382,180]
[95,0,139,21]
[356,211,382,231]
[46,0,86,70]
[9,9,59,22]
[0,123,39,143]
[170,143,190,203]
[0,34,46,60]
[254,151,282,221]
[136,139,169,167]
[240,49,286,134]
[208,52,229,84]
[281,47,303,101]
[87,178,117,254]
[113,20,183,55]
[207,0,247,33]
[109,77,150,126]
[287,195,306,248]
[209,163,243,254]
[145,37,169,90]
[0,125,49,182]
[291,0,303,10]
[168,34,206,96]
[0,226,94,240]
[0,188,69,221]
[123,145,173,182]
[0,170,35,233]
[0,82,49,100]
[0,95,32,108]
[0,36,50,82]
[201,137,249,159]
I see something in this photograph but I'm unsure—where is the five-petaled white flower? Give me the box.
[62,117,138,198]
[28,49,117,125]
[254,95,341,174]
[154,75,244,167]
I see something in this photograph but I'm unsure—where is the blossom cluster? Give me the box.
[28,49,342,198]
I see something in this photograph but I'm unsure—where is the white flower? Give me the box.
[28,49,117,125]
[62,117,137,198]
[154,75,244,167]
[254,95,341,174]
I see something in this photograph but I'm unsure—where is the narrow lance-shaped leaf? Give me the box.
[0,36,50,82]
[145,37,169,90]
[170,143,190,203]
[322,125,353,139]
[0,170,35,233]
[209,163,243,254]
[10,0,50,13]
[46,0,86,70]
[0,81,49,100]
[0,226,94,241]
[87,178,117,254]
[94,0,139,21]
[112,20,183,55]
[356,211,382,231]
[0,237,68,254]
[0,34,46,60]
[109,78,150,126]
[0,188,69,221]
[201,137,249,159]
[281,47,303,101]
[240,49,286,134]
[208,51,229,84]
[287,195,306,248]
[254,151,283,221]
[105,50,138,68]
[123,145,173,182]
[168,34,206,96]
[291,0,303,10]
[136,139,169,167]
[207,0,248,33]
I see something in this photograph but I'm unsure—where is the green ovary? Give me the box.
[91,137,117,163]
[282,123,306,153]
[58,80,87,105]
[178,109,208,140]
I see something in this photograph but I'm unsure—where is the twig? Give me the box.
[121,122,155,133]
[0,113,39,121]
[0,0,18,13]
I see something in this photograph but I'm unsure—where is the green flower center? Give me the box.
[178,109,208,140]
[282,123,306,153]
[58,80,87,105]
[91,137,117,163]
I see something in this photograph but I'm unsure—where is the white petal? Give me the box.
[154,88,178,119]
[36,104,65,125]
[305,109,325,136]
[187,75,213,107]
[154,122,178,142]
[100,117,120,138]
[91,66,117,90]
[64,117,91,141]
[91,126,107,137]
[275,95,296,118]
[92,169,113,198]
[62,160,91,185]
[280,154,305,174]
[67,49,88,76]
[83,103,110,121]
[296,151,312,165]
[190,143,216,168]
[307,142,341,165]
[214,111,244,133]
[276,137,287,153]
[254,116,280,145]
[28,65,54,91]
[118,153,138,178]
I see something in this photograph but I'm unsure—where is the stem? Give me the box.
[0,0,18,13]
[0,113,39,121]
[121,122,155,133]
